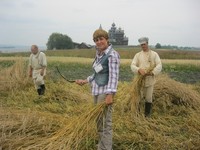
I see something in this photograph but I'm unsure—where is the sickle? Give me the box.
[56,66,75,83]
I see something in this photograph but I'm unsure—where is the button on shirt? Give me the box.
[87,45,120,96]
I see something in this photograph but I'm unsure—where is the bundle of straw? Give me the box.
[127,67,154,116]
[20,102,106,150]
[0,58,31,91]
[127,75,145,116]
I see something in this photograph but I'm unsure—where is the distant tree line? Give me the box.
[46,33,74,50]
[155,43,198,50]
[155,43,179,49]
[46,33,198,50]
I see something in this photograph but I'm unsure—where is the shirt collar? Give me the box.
[33,51,40,57]
[96,44,112,55]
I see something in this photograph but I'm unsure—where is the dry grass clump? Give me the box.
[115,74,200,117]
[0,107,65,150]
[3,79,92,115]
[113,75,200,149]
[0,103,106,150]
[0,58,32,92]
[154,74,200,112]
[112,113,200,150]
[112,75,199,149]
[22,103,105,150]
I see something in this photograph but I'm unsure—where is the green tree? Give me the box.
[155,43,162,49]
[46,33,74,50]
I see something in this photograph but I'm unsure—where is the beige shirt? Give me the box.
[29,51,47,78]
[131,50,162,86]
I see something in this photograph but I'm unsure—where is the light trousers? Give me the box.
[94,94,112,150]
[141,85,154,103]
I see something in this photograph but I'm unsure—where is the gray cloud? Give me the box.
[0,0,200,47]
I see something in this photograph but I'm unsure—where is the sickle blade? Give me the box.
[56,66,75,83]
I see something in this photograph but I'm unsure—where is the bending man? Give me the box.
[29,45,47,95]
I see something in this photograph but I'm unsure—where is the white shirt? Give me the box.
[131,50,162,86]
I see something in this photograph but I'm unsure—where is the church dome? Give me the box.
[112,23,116,27]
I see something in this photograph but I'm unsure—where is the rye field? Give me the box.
[0,48,200,150]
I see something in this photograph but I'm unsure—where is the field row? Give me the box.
[0,56,200,65]
[0,57,200,84]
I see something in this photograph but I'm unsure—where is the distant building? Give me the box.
[77,42,92,49]
[108,23,128,45]
[73,42,92,49]
[73,42,80,48]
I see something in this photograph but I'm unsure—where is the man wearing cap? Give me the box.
[131,37,162,117]
[29,45,47,95]
[75,29,120,150]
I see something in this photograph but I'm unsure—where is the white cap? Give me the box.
[138,37,149,44]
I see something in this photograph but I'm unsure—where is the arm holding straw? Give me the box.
[131,53,146,75]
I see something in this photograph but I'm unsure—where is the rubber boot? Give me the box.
[40,84,45,95]
[37,88,42,95]
[145,102,152,117]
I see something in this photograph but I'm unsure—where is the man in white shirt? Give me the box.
[131,37,162,117]
[29,45,47,95]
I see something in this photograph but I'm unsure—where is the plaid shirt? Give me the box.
[87,45,120,95]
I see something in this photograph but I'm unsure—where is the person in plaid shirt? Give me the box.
[76,29,120,150]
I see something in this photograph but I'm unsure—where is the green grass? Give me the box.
[1,59,199,83]
[0,60,15,68]
[47,61,200,83]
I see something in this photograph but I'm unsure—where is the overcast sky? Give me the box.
[0,0,199,47]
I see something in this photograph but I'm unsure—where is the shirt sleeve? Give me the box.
[39,52,47,67]
[106,51,120,94]
[130,53,140,74]
[87,74,95,83]
[152,52,162,75]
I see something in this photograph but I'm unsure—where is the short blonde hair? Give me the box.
[93,29,109,41]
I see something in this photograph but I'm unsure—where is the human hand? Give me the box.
[138,69,146,76]
[40,69,44,76]
[105,94,113,105]
[75,79,88,86]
